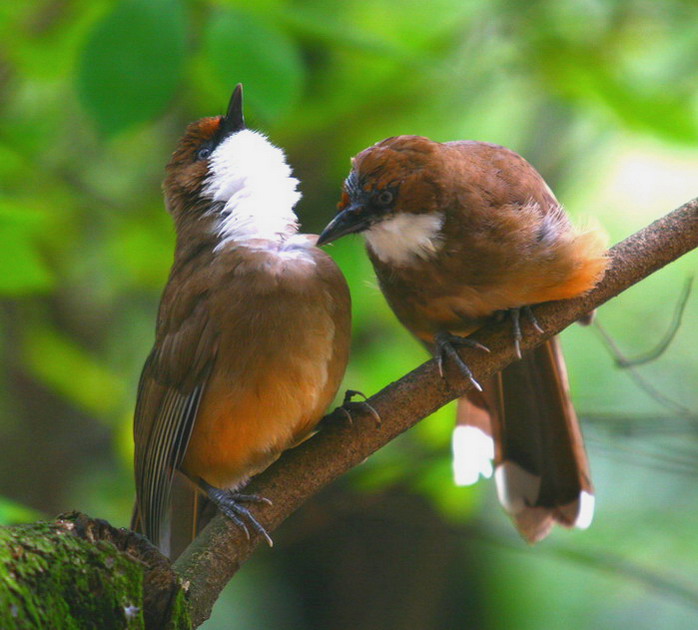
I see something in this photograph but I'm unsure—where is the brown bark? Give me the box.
[174,198,698,626]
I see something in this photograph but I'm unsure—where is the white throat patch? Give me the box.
[202,129,300,247]
[364,212,444,265]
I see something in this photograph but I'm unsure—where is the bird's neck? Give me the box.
[206,181,300,251]
[202,128,301,250]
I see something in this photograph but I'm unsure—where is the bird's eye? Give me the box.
[374,190,394,207]
[196,147,212,161]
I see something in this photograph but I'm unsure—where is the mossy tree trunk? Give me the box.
[0,513,190,630]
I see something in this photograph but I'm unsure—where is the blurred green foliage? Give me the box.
[77,0,187,134]
[1,0,697,628]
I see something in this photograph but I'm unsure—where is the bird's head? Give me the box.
[317,136,448,264]
[164,84,246,209]
[164,85,300,243]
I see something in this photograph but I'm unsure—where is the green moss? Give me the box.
[0,521,190,629]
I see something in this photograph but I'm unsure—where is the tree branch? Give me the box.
[174,198,698,627]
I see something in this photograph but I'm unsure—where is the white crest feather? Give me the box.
[203,129,301,247]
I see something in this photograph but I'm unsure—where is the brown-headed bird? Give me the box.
[132,86,351,556]
[317,136,606,542]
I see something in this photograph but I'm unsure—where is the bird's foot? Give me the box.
[435,331,489,392]
[199,479,273,547]
[508,306,544,359]
[338,389,382,426]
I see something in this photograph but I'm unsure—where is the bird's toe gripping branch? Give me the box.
[335,389,382,426]
[434,331,489,392]
[198,479,274,547]
[507,306,544,359]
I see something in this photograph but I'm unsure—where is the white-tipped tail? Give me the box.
[495,462,595,542]
[494,461,541,514]
[452,425,494,486]
[570,490,595,530]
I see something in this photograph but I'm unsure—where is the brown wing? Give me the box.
[132,270,218,555]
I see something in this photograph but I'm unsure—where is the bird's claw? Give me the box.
[340,389,382,426]
[510,309,523,359]
[200,480,274,547]
[509,306,544,359]
[524,306,544,333]
[435,332,487,392]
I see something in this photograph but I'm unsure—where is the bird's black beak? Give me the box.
[220,84,245,137]
[316,204,370,246]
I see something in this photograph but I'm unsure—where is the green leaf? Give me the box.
[412,457,481,523]
[0,201,53,295]
[23,323,128,420]
[106,209,173,290]
[0,496,42,525]
[533,37,698,143]
[202,8,305,124]
[77,0,187,135]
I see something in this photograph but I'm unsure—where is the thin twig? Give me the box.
[582,412,698,435]
[478,526,698,610]
[593,318,695,418]
[592,276,694,417]
[611,276,692,367]
[588,436,698,477]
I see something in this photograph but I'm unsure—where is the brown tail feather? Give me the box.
[455,337,593,542]
[131,473,215,560]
